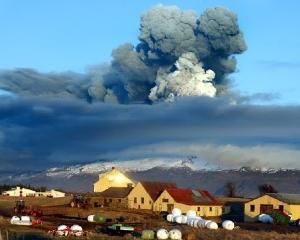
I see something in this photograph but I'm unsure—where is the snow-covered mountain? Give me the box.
[1,159,299,197]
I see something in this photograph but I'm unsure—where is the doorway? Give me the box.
[260,204,273,214]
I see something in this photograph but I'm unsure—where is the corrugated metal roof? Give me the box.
[140,181,177,201]
[267,193,300,205]
[166,188,223,206]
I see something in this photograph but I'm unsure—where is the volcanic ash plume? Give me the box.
[0,5,246,104]
[149,53,216,102]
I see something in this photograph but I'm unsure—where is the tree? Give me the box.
[224,182,236,197]
[258,184,278,195]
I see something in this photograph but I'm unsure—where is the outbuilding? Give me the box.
[2,186,36,197]
[244,193,300,222]
[101,186,133,208]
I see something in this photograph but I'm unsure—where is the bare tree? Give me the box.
[224,182,236,197]
[258,184,278,195]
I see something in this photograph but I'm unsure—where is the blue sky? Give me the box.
[0,0,300,104]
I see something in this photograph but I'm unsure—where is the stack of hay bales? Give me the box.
[166,208,236,230]
[166,209,219,230]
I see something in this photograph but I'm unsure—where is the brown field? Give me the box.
[0,196,300,239]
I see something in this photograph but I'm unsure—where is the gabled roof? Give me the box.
[266,193,300,205]
[101,187,133,198]
[140,181,177,201]
[165,188,223,206]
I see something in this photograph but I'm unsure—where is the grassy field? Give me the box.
[1,196,300,239]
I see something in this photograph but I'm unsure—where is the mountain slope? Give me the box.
[1,160,300,197]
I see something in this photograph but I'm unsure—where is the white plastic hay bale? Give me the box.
[186,210,197,219]
[187,217,195,226]
[70,224,83,232]
[57,225,68,236]
[204,220,212,227]
[181,215,188,224]
[71,225,83,237]
[21,216,31,222]
[192,219,201,228]
[197,219,207,228]
[258,214,273,223]
[57,225,68,231]
[207,221,218,230]
[87,214,95,222]
[172,208,182,217]
[169,229,182,240]
[174,215,183,224]
[157,229,169,240]
[10,216,20,224]
[222,220,235,230]
[167,214,174,222]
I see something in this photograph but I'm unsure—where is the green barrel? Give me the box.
[93,214,106,223]
[141,230,155,240]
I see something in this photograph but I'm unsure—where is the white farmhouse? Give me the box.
[2,186,36,197]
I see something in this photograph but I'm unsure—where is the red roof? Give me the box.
[165,188,223,206]
[140,181,177,201]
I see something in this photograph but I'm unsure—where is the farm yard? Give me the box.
[1,196,300,240]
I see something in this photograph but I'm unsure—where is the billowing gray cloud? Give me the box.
[0,96,299,172]
[0,4,246,103]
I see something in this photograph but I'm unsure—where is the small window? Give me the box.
[162,198,169,203]
[109,198,112,203]
[149,200,152,205]
[141,197,144,204]
[250,205,255,212]
[197,207,200,211]
[134,197,137,203]
[209,207,213,212]
[118,199,121,203]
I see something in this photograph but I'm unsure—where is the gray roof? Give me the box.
[267,193,300,205]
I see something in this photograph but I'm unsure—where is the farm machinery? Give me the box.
[69,193,103,209]
[14,200,43,217]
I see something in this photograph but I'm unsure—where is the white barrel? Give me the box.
[181,215,188,224]
[169,229,182,240]
[207,221,218,230]
[172,208,182,217]
[87,215,95,222]
[157,229,169,240]
[167,214,174,222]
[222,220,235,230]
[186,210,196,218]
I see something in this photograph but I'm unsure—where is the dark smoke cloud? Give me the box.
[0,96,299,172]
[0,4,246,103]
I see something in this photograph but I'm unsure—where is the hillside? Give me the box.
[1,160,300,197]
